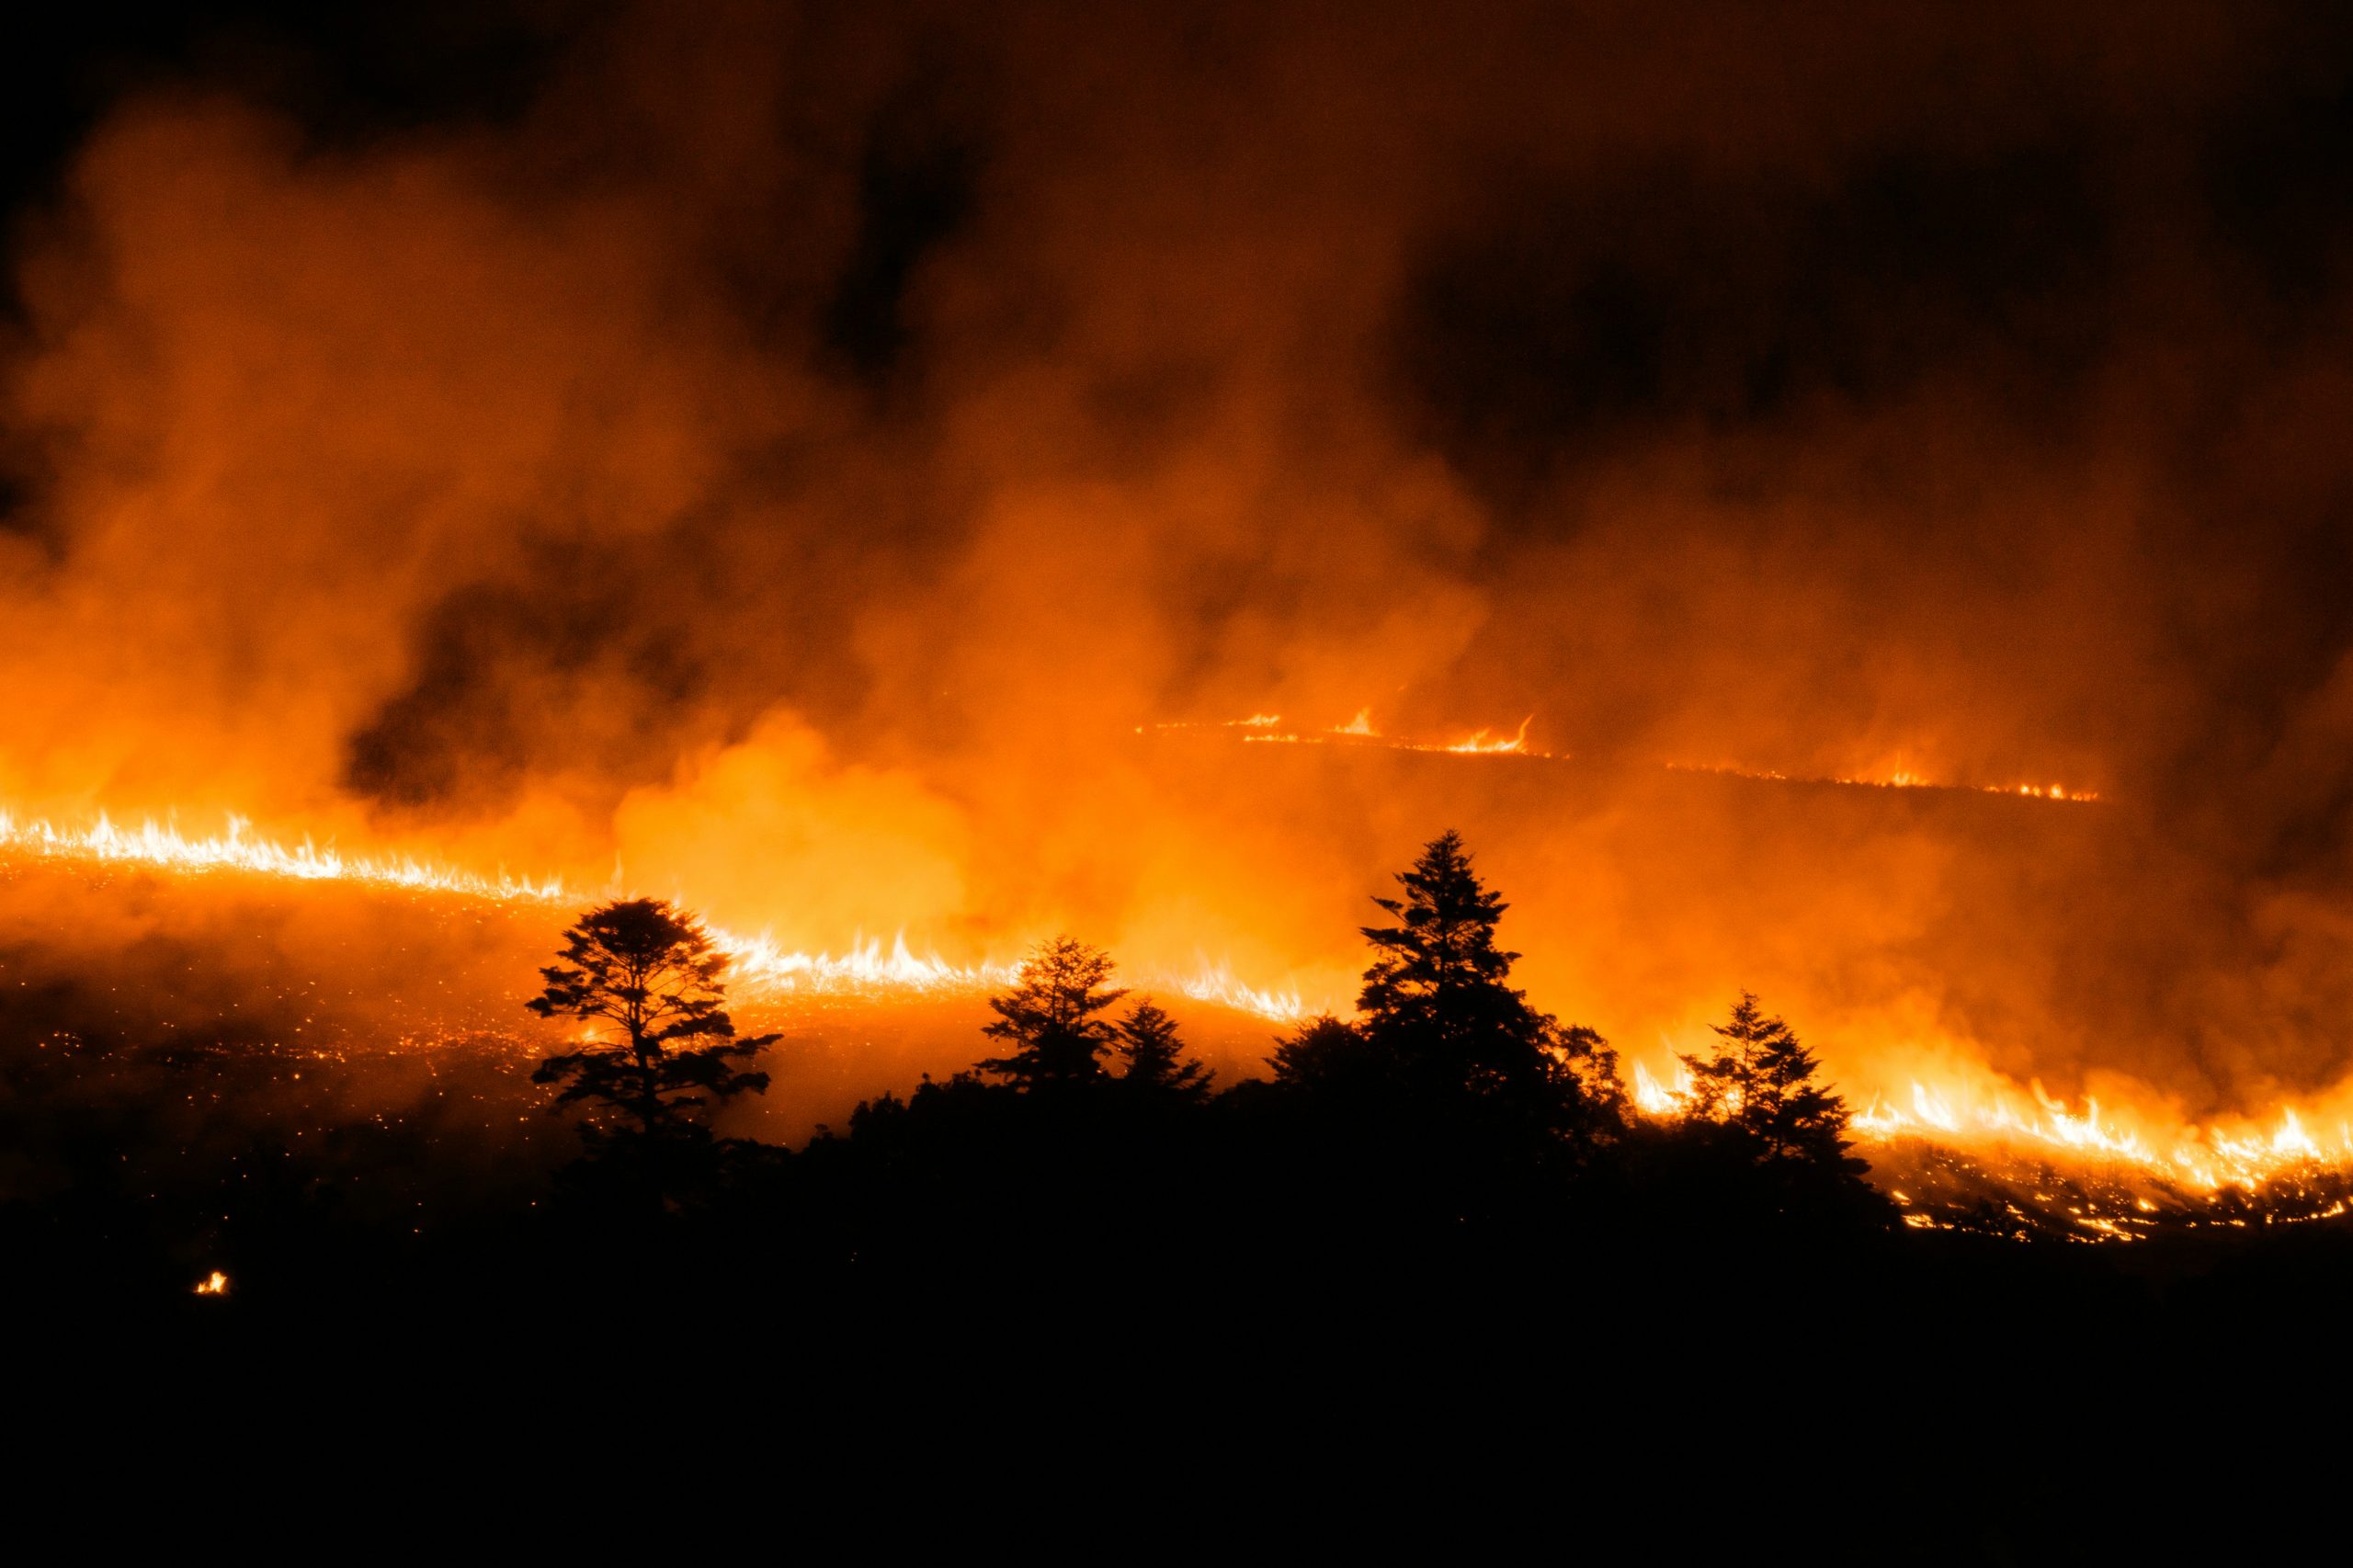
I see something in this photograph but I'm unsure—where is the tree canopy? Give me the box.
[1358,829,1584,1110]
[1678,991,1864,1177]
[978,936,1127,1090]
[527,898,776,1142]
[1113,999,1212,1102]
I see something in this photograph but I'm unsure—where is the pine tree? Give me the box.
[1677,992,1861,1173]
[1113,999,1213,1102]
[978,936,1127,1090]
[1358,829,1557,1099]
[528,898,776,1143]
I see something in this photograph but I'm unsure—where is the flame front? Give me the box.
[14,787,2352,1229]
[1631,1046,2353,1212]
[0,807,568,902]
[0,801,1311,1022]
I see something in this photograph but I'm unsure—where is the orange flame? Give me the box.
[1442,716,1533,755]
[0,802,1312,1022]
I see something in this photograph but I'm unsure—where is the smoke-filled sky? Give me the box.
[9,1,2353,1119]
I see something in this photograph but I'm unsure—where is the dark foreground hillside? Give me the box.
[6,1021,2348,1561]
[6,840,2345,1556]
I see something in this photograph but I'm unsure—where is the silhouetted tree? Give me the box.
[1267,1014,1392,1095]
[1677,991,1863,1176]
[978,936,1126,1090]
[528,899,776,1146]
[1550,1021,1631,1133]
[1113,999,1212,1102]
[1359,830,1610,1119]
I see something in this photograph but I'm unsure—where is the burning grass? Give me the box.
[3,758,2349,1240]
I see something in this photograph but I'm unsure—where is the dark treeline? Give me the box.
[516,829,1895,1294]
[10,832,2353,1551]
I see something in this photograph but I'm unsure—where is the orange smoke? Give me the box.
[5,0,2353,1212]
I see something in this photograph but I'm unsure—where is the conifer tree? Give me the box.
[1358,829,1557,1099]
[1113,999,1213,1101]
[979,936,1127,1090]
[528,898,776,1143]
[1677,991,1862,1173]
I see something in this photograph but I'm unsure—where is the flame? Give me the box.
[1165,960,1307,1022]
[0,807,566,902]
[0,801,1312,1022]
[1444,716,1533,755]
[194,1270,229,1296]
[1841,1071,2341,1193]
[1670,761,2101,802]
[1625,1014,2353,1223]
[713,929,1017,995]
[13,791,2339,1218]
[1199,709,2098,793]
[1223,710,1551,758]
[1631,1059,1691,1116]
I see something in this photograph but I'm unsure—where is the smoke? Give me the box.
[9,0,2353,1120]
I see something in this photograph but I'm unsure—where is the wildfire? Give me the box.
[1836,772,2101,803]
[1631,1059,1691,1117]
[1187,711,2097,795]
[1222,710,1550,758]
[1668,762,2101,802]
[15,793,2342,1227]
[713,929,1016,996]
[194,1270,229,1296]
[0,807,567,902]
[0,801,1313,1022]
[1167,961,1307,1021]
[1443,716,1533,756]
[1631,1048,2353,1203]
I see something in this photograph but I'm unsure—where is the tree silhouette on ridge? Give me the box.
[1677,991,1863,1176]
[1114,999,1213,1102]
[527,898,776,1150]
[978,936,1127,1090]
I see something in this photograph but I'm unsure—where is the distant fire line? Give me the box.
[1151,713,2102,800]
[1147,710,1539,757]
[1663,761,2100,802]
